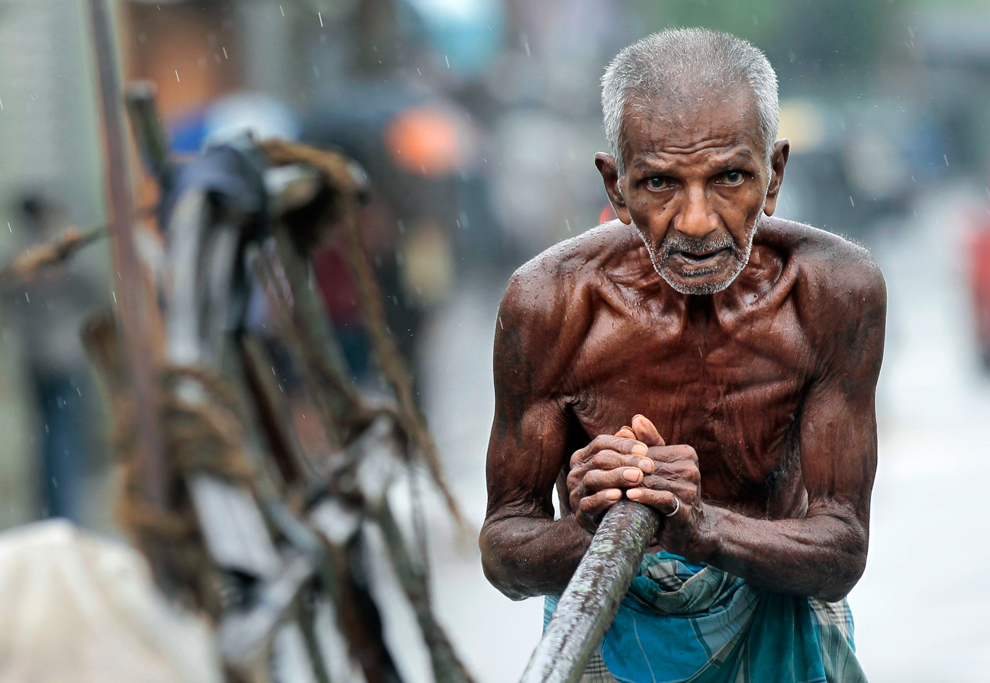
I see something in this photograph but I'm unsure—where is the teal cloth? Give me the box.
[543,552,867,683]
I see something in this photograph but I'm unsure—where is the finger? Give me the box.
[584,467,644,492]
[590,435,649,457]
[591,452,656,473]
[579,488,623,520]
[625,487,679,515]
[614,426,636,439]
[631,414,665,447]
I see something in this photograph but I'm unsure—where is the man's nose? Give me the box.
[674,185,718,239]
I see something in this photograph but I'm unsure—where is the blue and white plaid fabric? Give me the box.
[544,552,867,683]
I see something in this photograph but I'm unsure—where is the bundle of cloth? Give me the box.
[0,520,222,683]
[544,552,867,683]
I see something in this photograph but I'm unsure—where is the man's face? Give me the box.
[597,89,787,295]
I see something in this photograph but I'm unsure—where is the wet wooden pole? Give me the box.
[87,0,166,511]
[519,501,660,683]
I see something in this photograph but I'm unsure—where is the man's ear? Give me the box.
[763,139,790,217]
[595,152,632,225]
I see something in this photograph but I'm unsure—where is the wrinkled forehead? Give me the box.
[620,85,763,162]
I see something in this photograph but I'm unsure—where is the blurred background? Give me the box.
[1,0,989,680]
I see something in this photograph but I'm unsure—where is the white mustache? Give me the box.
[659,233,738,262]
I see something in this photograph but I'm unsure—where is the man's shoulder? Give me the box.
[501,221,634,319]
[762,217,886,359]
[763,216,886,307]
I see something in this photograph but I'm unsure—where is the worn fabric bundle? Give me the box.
[0,520,222,683]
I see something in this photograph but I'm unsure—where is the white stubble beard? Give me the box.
[636,196,765,296]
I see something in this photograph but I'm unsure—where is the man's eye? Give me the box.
[720,170,745,185]
[647,177,671,190]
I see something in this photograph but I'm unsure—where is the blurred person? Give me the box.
[10,196,101,522]
[481,29,884,682]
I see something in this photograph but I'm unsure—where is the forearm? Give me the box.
[702,504,867,602]
[480,514,591,600]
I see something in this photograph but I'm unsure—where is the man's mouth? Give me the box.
[669,247,732,272]
[676,248,730,263]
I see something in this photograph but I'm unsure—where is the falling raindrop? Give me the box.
[849,196,855,207]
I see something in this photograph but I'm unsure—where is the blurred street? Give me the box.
[419,181,990,683]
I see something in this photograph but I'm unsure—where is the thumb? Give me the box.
[614,425,636,439]
[631,414,665,447]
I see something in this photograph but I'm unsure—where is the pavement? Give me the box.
[411,182,990,682]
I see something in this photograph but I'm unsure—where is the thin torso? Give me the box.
[550,219,819,523]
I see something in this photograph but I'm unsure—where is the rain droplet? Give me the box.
[175,70,180,82]
[318,11,323,27]
[849,196,855,207]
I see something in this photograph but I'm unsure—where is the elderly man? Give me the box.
[480,29,884,683]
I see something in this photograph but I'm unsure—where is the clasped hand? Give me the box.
[566,414,709,561]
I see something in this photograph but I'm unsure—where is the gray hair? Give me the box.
[602,28,779,173]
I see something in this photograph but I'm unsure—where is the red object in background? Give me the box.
[312,245,361,324]
[599,204,618,225]
[968,213,990,367]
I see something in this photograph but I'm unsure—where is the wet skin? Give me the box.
[480,91,886,603]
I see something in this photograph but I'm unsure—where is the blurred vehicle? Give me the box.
[775,98,941,240]
[967,207,990,370]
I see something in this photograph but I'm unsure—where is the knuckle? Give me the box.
[591,435,612,450]
[592,453,613,469]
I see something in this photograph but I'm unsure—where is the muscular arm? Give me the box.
[479,268,591,600]
[636,256,886,601]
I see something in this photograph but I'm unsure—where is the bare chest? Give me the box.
[563,303,815,514]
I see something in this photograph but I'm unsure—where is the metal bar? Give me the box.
[519,502,660,683]
[124,81,173,189]
[87,0,166,510]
